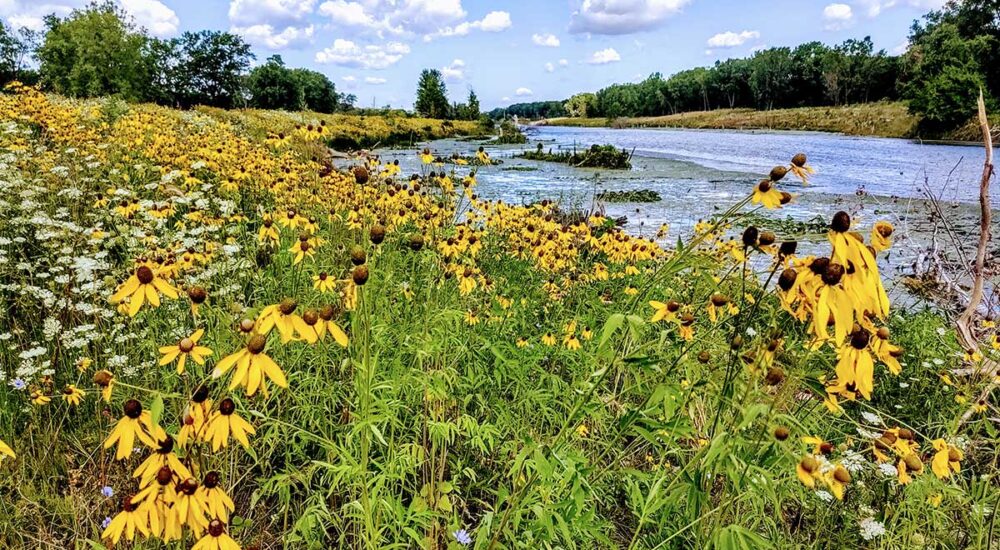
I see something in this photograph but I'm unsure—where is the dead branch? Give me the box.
[956,91,995,353]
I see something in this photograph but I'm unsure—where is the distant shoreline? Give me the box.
[534,102,995,144]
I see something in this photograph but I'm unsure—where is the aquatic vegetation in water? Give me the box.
[596,189,662,203]
[520,142,632,169]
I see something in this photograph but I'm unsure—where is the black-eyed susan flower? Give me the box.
[541,332,556,346]
[134,436,191,488]
[159,329,213,374]
[0,439,14,460]
[213,334,287,397]
[834,327,875,400]
[105,399,167,460]
[188,286,208,317]
[751,179,783,209]
[175,477,208,530]
[203,397,255,451]
[31,389,51,405]
[825,464,851,500]
[649,300,679,323]
[864,219,892,254]
[178,386,212,448]
[931,439,962,479]
[192,519,241,550]
[197,472,236,522]
[61,384,85,406]
[102,495,152,545]
[256,298,303,343]
[313,272,336,293]
[789,153,815,183]
[94,369,114,402]
[796,455,820,488]
[110,265,179,316]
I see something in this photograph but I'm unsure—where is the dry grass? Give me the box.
[545,102,920,139]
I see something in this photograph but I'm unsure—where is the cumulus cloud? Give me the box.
[441,58,465,81]
[364,76,387,84]
[706,30,759,48]
[532,33,560,47]
[120,0,179,37]
[318,0,468,36]
[233,24,314,49]
[823,3,854,30]
[569,0,690,35]
[856,0,946,18]
[228,0,316,26]
[545,59,569,72]
[314,39,410,69]
[1,1,177,35]
[423,10,511,41]
[515,87,532,97]
[587,47,620,64]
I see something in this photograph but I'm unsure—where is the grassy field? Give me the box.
[0,85,997,549]
[545,102,923,139]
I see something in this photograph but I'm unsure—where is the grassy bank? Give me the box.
[198,105,484,149]
[545,102,922,138]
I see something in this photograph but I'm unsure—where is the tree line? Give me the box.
[1,1,355,113]
[492,0,999,134]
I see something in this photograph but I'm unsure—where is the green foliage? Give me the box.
[170,30,253,108]
[487,100,567,120]
[414,69,449,119]
[248,55,304,111]
[291,68,339,113]
[37,1,150,100]
[595,189,661,203]
[904,19,995,134]
[564,93,597,117]
[494,119,526,144]
[520,143,632,169]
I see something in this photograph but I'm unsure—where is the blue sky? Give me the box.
[2,0,945,109]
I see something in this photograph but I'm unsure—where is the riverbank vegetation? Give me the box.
[595,189,662,203]
[0,83,997,549]
[545,102,921,139]
[520,143,632,169]
[494,0,1000,138]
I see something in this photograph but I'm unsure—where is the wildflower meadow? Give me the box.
[0,83,997,549]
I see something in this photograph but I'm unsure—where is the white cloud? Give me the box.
[233,24,314,49]
[706,30,759,48]
[342,75,356,82]
[318,0,466,36]
[515,87,533,97]
[569,0,690,35]
[823,3,854,30]
[587,47,621,65]
[0,2,72,32]
[423,10,511,41]
[546,58,569,72]
[532,32,560,47]
[441,58,465,81]
[119,0,178,37]
[856,0,946,18]
[314,39,410,69]
[364,76,387,84]
[228,0,316,26]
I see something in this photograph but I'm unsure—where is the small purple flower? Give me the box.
[11,379,26,390]
[453,529,472,546]
[101,516,112,529]
[101,486,114,498]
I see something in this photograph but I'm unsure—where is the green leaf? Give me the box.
[149,395,164,426]
[599,313,625,350]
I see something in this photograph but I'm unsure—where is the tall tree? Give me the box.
[465,89,480,120]
[247,55,302,110]
[291,68,338,113]
[414,69,449,118]
[36,1,150,100]
[173,30,253,108]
